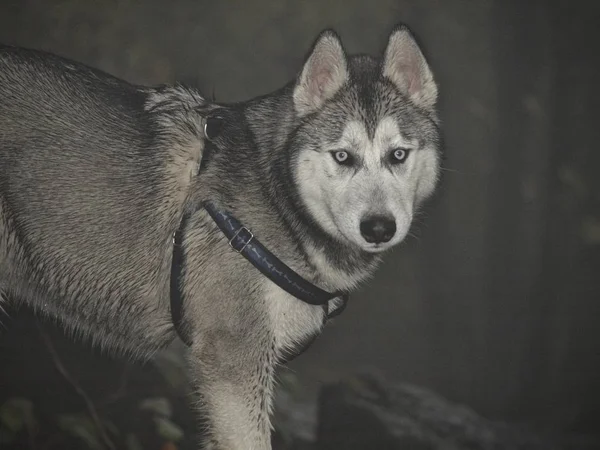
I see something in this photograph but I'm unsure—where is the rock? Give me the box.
[271,371,600,450]
[315,373,598,450]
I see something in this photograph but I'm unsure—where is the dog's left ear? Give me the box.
[293,30,348,117]
[382,25,438,111]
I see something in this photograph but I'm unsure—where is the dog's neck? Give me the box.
[202,87,380,293]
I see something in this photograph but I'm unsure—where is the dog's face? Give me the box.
[291,27,441,253]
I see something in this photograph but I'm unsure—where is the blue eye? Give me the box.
[390,148,410,164]
[331,150,354,166]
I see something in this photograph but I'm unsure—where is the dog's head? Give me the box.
[290,26,441,253]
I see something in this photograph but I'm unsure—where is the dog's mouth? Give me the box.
[361,241,395,254]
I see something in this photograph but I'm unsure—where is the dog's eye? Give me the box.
[390,148,411,164]
[331,150,353,166]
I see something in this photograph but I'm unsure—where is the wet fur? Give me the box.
[0,24,440,450]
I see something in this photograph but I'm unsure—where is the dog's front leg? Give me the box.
[188,333,275,450]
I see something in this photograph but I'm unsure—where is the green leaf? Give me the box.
[139,397,172,418]
[153,417,184,442]
[57,414,104,450]
[0,398,36,433]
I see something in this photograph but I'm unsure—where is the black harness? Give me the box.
[168,117,349,362]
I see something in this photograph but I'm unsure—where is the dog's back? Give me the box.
[0,46,204,352]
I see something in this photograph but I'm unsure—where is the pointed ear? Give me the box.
[293,30,349,117]
[382,25,438,111]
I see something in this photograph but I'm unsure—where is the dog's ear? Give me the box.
[382,25,437,111]
[293,30,348,117]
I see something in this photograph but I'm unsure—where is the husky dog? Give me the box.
[0,24,440,450]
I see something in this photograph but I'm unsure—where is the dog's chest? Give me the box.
[263,282,324,355]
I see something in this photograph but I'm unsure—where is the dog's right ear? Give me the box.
[293,30,348,117]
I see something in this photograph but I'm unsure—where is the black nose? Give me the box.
[360,216,396,244]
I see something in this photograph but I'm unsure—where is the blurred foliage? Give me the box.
[0,398,36,445]
[57,414,112,450]
[0,346,190,450]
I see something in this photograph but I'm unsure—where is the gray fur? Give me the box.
[0,24,441,450]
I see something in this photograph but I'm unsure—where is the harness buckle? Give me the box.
[229,227,254,253]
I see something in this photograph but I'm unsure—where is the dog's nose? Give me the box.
[360,216,396,244]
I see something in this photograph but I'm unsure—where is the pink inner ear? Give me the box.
[313,69,332,96]
[399,58,421,97]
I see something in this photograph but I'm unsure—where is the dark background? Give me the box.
[1,0,599,449]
